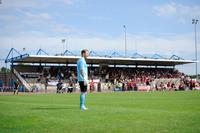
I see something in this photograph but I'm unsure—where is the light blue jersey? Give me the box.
[77,57,88,82]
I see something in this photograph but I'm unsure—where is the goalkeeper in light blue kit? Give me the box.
[77,49,89,110]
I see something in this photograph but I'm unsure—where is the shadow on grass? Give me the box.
[31,106,77,110]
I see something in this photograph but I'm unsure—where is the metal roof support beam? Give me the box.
[111,52,122,57]
[5,48,29,63]
[89,51,99,56]
[151,53,165,59]
[63,50,75,56]
[5,48,21,63]
[132,52,144,58]
[170,55,184,60]
[36,49,49,55]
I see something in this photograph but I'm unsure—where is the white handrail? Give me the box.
[13,69,31,90]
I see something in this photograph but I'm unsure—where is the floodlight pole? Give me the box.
[66,37,68,50]
[61,39,66,55]
[192,19,198,80]
[123,25,127,57]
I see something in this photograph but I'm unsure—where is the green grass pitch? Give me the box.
[0,91,200,133]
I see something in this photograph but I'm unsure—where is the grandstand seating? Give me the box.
[9,65,195,92]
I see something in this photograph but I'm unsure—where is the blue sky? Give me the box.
[0,0,200,74]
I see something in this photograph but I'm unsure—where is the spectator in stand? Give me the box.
[167,82,172,91]
[179,81,185,90]
[97,79,101,92]
[13,80,19,95]
[171,83,175,89]
[90,80,94,93]
[57,79,63,93]
[45,77,49,93]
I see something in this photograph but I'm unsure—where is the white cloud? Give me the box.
[63,0,77,5]
[0,0,48,10]
[0,32,199,59]
[25,12,51,20]
[18,12,52,27]
[0,0,77,11]
[52,24,78,34]
[87,16,110,21]
[45,0,78,6]
[0,14,17,21]
[153,2,200,18]
[154,2,177,16]
[0,32,199,74]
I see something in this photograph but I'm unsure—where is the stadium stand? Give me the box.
[2,48,199,93]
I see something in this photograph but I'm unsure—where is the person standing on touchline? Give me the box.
[77,49,89,110]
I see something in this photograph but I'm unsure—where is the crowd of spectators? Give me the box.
[38,66,200,91]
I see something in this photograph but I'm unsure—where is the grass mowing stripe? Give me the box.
[0,91,200,133]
